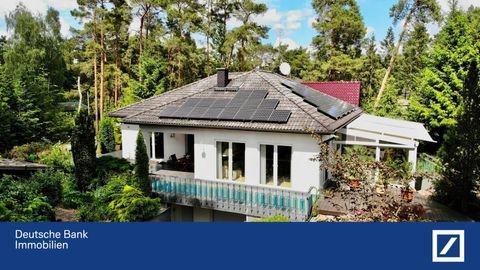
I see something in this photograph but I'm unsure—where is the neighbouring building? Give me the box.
[110,68,433,222]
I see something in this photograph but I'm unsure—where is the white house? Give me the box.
[110,68,433,222]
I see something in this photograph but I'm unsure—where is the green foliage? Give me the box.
[125,55,166,103]
[108,185,161,222]
[38,143,74,171]
[255,215,289,222]
[61,174,92,209]
[434,59,480,213]
[99,117,116,153]
[409,9,478,142]
[9,142,50,161]
[0,175,55,221]
[30,170,65,206]
[135,130,150,195]
[95,156,133,186]
[1,4,71,149]
[71,109,96,192]
[312,0,366,59]
[77,173,137,221]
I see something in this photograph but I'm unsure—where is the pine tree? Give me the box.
[312,0,366,59]
[380,26,395,67]
[224,0,269,71]
[409,8,476,141]
[135,129,151,195]
[374,0,442,108]
[72,109,96,192]
[435,59,480,213]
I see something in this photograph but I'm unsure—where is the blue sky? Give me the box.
[0,0,479,49]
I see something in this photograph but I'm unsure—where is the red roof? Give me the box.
[302,81,361,106]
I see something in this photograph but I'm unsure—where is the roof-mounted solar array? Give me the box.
[158,90,291,123]
[281,80,357,119]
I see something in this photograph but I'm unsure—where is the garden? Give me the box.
[0,112,162,222]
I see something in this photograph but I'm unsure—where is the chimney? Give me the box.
[217,68,229,87]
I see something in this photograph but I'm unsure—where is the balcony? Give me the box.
[150,170,314,221]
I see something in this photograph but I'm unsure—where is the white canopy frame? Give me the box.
[334,114,435,172]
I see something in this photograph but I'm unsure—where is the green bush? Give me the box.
[39,143,74,171]
[108,185,161,222]
[99,117,116,153]
[255,215,290,222]
[30,170,65,206]
[135,130,150,195]
[76,174,137,221]
[0,175,55,221]
[95,156,133,186]
[61,174,92,209]
[9,142,50,161]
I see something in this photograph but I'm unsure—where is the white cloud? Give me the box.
[366,26,375,36]
[59,17,72,37]
[437,0,480,11]
[254,8,282,26]
[274,37,299,50]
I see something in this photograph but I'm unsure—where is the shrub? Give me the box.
[61,174,92,209]
[30,170,65,206]
[71,109,96,192]
[99,117,116,153]
[0,175,55,221]
[76,174,137,221]
[9,142,50,161]
[135,130,150,195]
[108,185,161,222]
[255,216,290,222]
[95,156,133,187]
[39,143,74,171]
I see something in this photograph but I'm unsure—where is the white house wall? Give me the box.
[122,125,322,192]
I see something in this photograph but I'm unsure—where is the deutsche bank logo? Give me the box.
[432,230,465,262]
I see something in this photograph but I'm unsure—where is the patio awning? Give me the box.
[343,114,435,143]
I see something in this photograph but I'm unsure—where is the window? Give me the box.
[260,144,292,188]
[232,143,245,182]
[277,146,292,187]
[216,142,229,180]
[216,141,245,182]
[260,145,274,185]
[150,132,164,159]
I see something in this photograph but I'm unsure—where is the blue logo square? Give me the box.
[436,235,460,257]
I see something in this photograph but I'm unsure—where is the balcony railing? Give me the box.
[150,174,314,221]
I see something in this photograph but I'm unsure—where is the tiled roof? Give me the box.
[302,81,361,106]
[110,70,362,134]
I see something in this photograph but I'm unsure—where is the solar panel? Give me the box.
[269,110,291,123]
[183,98,202,107]
[174,107,195,118]
[187,106,209,118]
[218,107,240,119]
[233,108,257,121]
[197,98,215,107]
[242,98,262,108]
[234,91,253,99]
[203,107,224,119]
[212,99,230,108]
[159,106,179,118]
[249,90,268,99]
[228,98,247,108]
[281,79,356,119]
[251,109,273,122]
[259,99,279,109]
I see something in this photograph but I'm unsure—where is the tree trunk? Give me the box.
[100,23,105,122]
[93,15,99,134]
[77,76,82,113]
[374,7,416,109]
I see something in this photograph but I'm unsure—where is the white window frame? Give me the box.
[150,132,164,161]
[260,144,292,187]
[216,140,246,181]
